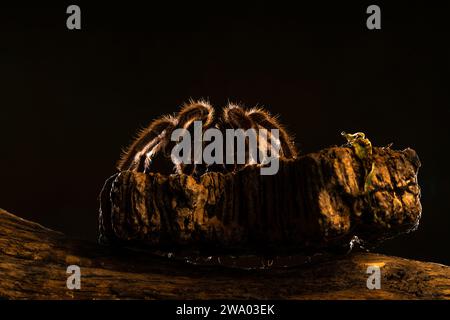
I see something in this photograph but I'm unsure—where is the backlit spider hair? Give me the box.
[117,99,214,174]
[220,104,298,172]
[117,100,298,176]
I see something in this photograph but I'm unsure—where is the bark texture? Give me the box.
[99,146,422,254]
[0,208,449,300]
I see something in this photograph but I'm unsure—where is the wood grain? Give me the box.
[1,208,448,300]
[100,146,422,253]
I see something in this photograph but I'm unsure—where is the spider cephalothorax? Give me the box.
[117,100,298,177]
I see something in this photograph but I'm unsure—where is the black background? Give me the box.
[1,2,449,264]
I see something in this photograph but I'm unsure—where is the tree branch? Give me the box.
[0,208,449,300]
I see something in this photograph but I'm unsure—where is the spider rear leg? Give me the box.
[247,107,298,160]
[117,115,176,172]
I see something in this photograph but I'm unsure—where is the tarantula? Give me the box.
[117,100,298,177]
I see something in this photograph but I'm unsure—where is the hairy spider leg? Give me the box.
[117,115,176,171]
[222,104,258,172]
[173,100,215,176]
[247,107,298,160]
